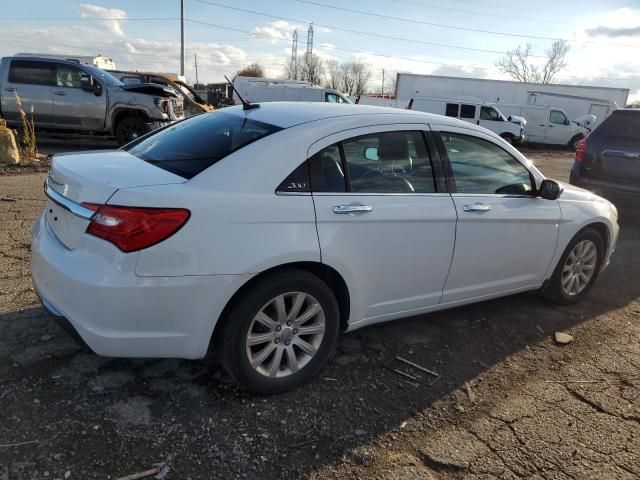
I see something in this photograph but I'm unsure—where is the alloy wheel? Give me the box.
[561,239,598,296]
[245,292,325,378]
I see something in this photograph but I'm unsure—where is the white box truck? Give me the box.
[407,97,525,145]
[232,76,351,105]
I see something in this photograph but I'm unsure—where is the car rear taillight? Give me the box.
[82,204,190,252]
[575,138,587,162]
[407,98,414,110]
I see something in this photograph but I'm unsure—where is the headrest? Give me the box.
[377,134,409,162]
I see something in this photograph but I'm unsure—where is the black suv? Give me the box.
[570,109,640,200]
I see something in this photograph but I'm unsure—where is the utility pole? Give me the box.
[381,69,385,98]
[194,53,199,85]
[291,29,298,79]
[180,0,185,77]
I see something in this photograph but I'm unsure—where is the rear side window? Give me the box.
[8,60,54,86]
[446,103,459,117]
[460,104,476,119]
[125,113,281,179]
[594,111,640,140]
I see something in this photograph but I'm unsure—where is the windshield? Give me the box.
[83,65,123,86]
[125,112,282,179]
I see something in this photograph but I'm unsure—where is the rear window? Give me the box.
[125,112,282,179]
[594,111,640,140]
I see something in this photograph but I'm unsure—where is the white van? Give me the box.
[233,76,351,105]
[407,97,525,145]
[495,104,593,150]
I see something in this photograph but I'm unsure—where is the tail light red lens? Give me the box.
[575,138,587,162]
[82,203,190,252]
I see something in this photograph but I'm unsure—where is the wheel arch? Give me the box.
[110,107,151,134]
[210,261,351,351]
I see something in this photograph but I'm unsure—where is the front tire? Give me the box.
[500,133,515,145]
[115,116,150,146]
[541,228,604,304]
[217,269,340,394]
[568,134,585,152]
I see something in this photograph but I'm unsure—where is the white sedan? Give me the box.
[32,103,619,393]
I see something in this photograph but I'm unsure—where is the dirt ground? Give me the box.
[1,146,639,480]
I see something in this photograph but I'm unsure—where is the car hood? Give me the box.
[120,83,179,98]
[557,181,609,204]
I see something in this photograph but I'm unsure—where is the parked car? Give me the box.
[0,56,185,145]
[569,108,640,200]
[407,97,525,145]
[233,76,351,104]
[496,104,592,150]
[107,69,213,117]
[32,103,619,393]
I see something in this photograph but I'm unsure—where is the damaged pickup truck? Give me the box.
[0,56,185,145]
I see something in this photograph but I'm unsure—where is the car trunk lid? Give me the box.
[45,150,186,250]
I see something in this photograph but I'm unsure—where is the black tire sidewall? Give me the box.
[220,270,340,394]
[115,117,150,146]
[546,228,604,304]
[500,133,514,144]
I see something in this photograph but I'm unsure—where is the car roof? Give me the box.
[221,102,471,129]
[11,56,91,67]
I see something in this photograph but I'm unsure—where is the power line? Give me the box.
[191,0,544,57]
[390,0,577,26]
[291,0,640,48]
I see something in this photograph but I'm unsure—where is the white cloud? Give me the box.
[79,3,127,37]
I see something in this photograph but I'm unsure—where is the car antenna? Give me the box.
[224,75,260,111]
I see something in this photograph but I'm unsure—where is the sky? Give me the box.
[1,0,639,102]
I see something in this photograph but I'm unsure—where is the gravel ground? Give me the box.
[1,147,639,480]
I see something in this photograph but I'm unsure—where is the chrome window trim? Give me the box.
[311,192,451,197]
[44,178,96,220]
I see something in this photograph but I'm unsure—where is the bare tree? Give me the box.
[237,63,264,78]
[496,40,570,84]
[538,40,570,84]
[352,61,372,95]
[283,57,299,80]
[340,62,356,95]
[300,54,325,85]
[325,59,342,89]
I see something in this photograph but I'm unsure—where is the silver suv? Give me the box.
[0,56,185,145]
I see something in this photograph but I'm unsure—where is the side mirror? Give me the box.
[80,74,101,96]
[538,179,562,200]
[364,146,379,161]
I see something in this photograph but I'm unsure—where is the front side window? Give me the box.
[549,110,568,125]
[460,104,476,119]
[125,112,281,179]
[55,64,85,88]
[8,60,54,86]
[441,132,533,195]
[446,103,459,117]
[325,93,348,103]
[342,131,435,193]
[480,106,501,121]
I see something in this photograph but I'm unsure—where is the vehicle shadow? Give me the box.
[0,208,638,479]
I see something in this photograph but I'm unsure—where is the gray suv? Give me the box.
[0,56,185,145]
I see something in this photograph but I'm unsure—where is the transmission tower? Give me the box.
[291,29,298,79]
[306,23,314,61]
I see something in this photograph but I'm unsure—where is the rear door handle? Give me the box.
[463,203,491,212]
[333,205,372,214]
[53,91,67,96]
[4,87,16,92]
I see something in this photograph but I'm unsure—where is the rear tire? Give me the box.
[568,134,585,152]
[541,228,604,305]
[115,116,150,146]
[216,269,340,394]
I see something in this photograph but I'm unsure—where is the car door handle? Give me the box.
[53,91,67,96]
[463,204,491,212]
[333,205,373,214]
[4,87,16,92]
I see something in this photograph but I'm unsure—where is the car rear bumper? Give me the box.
[31,213,251,359]
[570,170,640,200]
